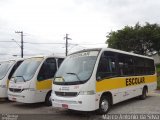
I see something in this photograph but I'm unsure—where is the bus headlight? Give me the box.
[52,90,55,94]
[10,78,14,81]
[79,90,95,95]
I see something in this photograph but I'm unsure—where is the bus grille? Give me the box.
[55,91,78,97]
[9,88,22,93]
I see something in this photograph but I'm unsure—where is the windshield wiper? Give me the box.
[15,76,26,82]
[66,72,83,83]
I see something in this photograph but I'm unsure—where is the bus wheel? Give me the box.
[98,96,111,115]
[45,92,52,106]
[139,87,147,100]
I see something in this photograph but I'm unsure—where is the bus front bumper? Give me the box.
[51,93,97,111]
[8,90,36,103]
[0,86,8,98]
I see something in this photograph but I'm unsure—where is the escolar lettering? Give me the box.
[126,77,145,86]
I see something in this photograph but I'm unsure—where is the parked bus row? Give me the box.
[0,56,64,106]
[0,48,157,114]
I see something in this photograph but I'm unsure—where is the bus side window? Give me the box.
[8,61,23,80]
[37,58,57,81]
[97,52,117,80]
[118,54,135,76]
[57,58,64,68]
[145,59,155,75]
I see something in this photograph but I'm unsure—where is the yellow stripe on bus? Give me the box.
[96,75,157,92]
[7,79,9,88]
[36,79,52,90]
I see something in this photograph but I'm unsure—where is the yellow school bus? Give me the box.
[52,48,157,114]
[8,56,64,106]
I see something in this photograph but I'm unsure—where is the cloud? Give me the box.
[1,0,160,60]
[92,0,160,28]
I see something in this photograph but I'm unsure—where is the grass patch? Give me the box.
[156,64,160,89]
[157,77,160,90]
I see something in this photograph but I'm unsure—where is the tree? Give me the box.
[106,22,160,55]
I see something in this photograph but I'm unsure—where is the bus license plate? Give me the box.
[62,104,68,109]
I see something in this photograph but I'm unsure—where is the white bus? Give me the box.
[0,59,24,99]
[8,56,64,106]
[52,48,157,114]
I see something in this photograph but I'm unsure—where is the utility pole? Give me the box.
[64,34,71,56]
[15,31,24,58]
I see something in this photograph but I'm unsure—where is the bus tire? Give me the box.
[98,95,111,115]
[139,87,147,100]
[45,91,52,106]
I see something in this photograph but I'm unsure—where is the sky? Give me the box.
[0,0,160,60]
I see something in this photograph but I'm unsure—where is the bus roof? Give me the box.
[0,58,27,63]
[69,47,153,60]
[0,59,16,63]
[0,55,65,63]
[24,55,65,59]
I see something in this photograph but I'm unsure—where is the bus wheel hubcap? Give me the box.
[101,99,108,112]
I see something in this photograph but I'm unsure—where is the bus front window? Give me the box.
[12,58,43,82]
[0,61,15,80]
[54,51,99,85]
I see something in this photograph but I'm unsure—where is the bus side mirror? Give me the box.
[96,76,101,81]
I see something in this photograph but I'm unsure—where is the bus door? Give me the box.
[36,58,57,99]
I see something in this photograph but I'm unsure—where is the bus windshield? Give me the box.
[0,61,15,80]
[54,51,99,85]
[12,58,43,82]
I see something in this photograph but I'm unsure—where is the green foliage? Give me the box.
[157,77,160,90]
[156,64,160,89]
[106,22,160,55]
[156,64,160,72]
